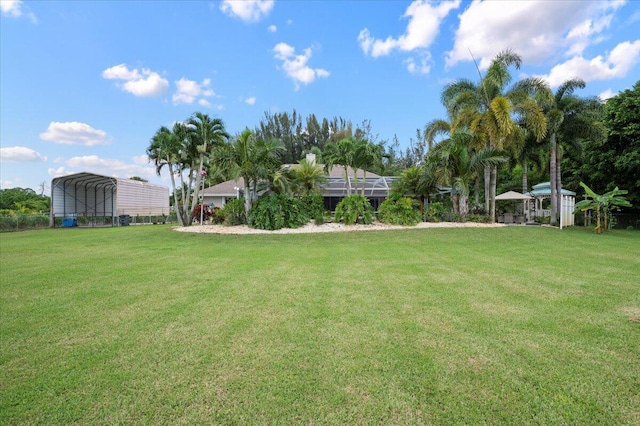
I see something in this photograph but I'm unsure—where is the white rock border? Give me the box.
[173,221,505,235]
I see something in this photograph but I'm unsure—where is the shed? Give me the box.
[50,172,170,227]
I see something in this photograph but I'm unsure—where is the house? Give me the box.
[201,161,398,211]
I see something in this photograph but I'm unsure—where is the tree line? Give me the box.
[146,49,637,227]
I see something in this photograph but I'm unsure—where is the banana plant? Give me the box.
[573,182,632,233]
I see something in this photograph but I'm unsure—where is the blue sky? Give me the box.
[1,0,639,193]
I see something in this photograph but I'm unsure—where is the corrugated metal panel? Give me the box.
[116,179,170,216]
[51,172,169,223]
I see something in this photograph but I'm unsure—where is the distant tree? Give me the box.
[0,188,50,213]
[568,82,640,207]
[129,176,148,182]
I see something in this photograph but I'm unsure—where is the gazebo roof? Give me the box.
[495,190,532,200]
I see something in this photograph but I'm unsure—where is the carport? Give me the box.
[50,172,170,227]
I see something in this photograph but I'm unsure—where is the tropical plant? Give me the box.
[221,198,247,226]
[441,49,547,221]
[377,197,422,226]
[541,79,605,226]
[573,182,632,233]
[353,139,384,195]
[248,194,308,230]
[147,124,191,226]
[390,165,437,218]
[215,129,285,213]
[293,158,327,196]
[430,132,507,216]
[188,112,229,215]
[334,195,373,225]
[323,137,356,195]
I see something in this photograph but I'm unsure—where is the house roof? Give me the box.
[202,178,244,196]
[202,165,385,197]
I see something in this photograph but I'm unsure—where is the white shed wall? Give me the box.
[115,179,170,216]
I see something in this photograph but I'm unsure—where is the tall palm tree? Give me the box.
[441,49,547,220]
[323,137,355,195]
[543,79,605,225]
[430,132,507,216]
[188,112,229,214]
[147,125,189,225]
[215,129,285,213]
[353,139,384,196]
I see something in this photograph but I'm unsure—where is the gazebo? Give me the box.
[528,182,576,228]
[495,191,533,223]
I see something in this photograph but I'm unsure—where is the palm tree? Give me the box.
[294,158,327,196]
[323,137,355,195]
[188,112,229,214]
[543,79,605,225]
[353,139,384,196]
[441,49,547,221]
[147,125,189,225]
[215,129,285,213]
[430,132,507,216]
[390,165,437,219]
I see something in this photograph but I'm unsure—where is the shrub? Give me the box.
[466,214,492,223]
[222,198,246,226]
[334,195,373,225]
[426,202,446,222]
[300,192,326,224]
[210,207,225,224]
[248,194,309,231]
[377,197,421,226]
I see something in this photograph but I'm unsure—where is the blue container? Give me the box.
[62,218,77,227]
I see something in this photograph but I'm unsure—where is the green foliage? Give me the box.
[377,197,422,226]
[0,188,50,212]
[427,202,447,222]
[248,194,308,230]
[334,195,373,225]
[574,182,632,233]
[299,192,325,223]
[222,198,246,226]
[210,207,225,225]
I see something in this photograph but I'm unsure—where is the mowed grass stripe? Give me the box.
[1,225,639,424]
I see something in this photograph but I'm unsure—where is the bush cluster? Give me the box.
[334,195,373,225]
[222,198,247,226]
[248,194,309,230]
[377,197,422,226]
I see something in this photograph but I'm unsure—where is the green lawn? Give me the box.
[1,225,639,424]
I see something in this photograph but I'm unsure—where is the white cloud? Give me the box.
[0,0,37,23]
[40,122,110,146]
[446,0,624,69]
[0,146,47,162]
[198,99,212,107]
[538,40,640,87]
[272,42,330,90]
[358,0,460,59]
[245,97,256,105]
[102,63,169,97]
[404,54,432,74]
[220,0,274,22]
[172,77,216,105]
[599,89,616,100]
[268,24,277,32]
[55,155,157,180]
